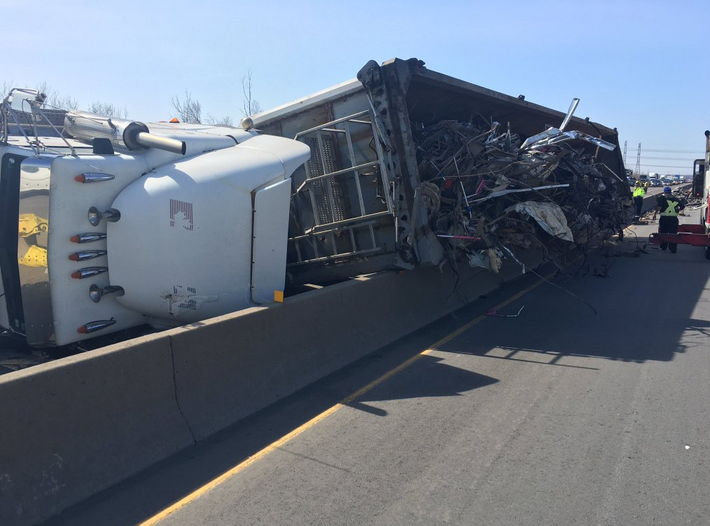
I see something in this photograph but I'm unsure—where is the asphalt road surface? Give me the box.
[44,214,710,526]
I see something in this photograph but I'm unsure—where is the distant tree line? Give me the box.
[171,70,261,126]
[3,70,261,126]
[2,80,128,119]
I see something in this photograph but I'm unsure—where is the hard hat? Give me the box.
[664,186,672,194]
[635,181,640,186]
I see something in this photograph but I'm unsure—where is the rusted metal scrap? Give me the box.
[413,114,632,272]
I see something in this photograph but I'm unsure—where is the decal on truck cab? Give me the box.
[169,199,194,231]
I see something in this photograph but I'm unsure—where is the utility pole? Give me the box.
[623,140,627,167]
[634,142,641,177]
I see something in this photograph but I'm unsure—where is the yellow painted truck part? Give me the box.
[18,245,47,268]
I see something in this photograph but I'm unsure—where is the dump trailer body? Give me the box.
[254,58,627,284]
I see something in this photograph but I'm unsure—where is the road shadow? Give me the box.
[348,354,498,414]
[42,337,499,526]
[433,236,710,364]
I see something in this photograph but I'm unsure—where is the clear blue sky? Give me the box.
[1,0,708,174]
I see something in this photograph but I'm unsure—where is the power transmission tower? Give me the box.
[623,140,627,167]
[634,142,641,176]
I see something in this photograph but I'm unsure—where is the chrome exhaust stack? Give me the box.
[64,111,186,155]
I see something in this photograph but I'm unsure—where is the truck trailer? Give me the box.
[0,58,629,348]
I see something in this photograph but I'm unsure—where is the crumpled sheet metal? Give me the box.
[520,128,616,151]
[505,201,574,243]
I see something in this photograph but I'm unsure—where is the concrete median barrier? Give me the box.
[0,335,194,526]
[641,192,659,215]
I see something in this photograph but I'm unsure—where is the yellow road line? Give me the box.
[138,273,551,526]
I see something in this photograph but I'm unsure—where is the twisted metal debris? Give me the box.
[412,113,632,273]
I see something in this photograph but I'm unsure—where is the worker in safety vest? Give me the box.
[632,181,645,218]
[654,186,685,253]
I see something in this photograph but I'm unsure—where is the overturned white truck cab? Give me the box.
[1,58,628,348]
[0,97,310,347]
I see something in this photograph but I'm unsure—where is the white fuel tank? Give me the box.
[107,136,309,323]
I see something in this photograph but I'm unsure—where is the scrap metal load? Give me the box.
[412,113,631,272]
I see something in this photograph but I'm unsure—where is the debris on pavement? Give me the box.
[486,306,525,318]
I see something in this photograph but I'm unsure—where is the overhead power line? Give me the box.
[643,164,695,169]
[643,156,698,161]
[641,149,703,154]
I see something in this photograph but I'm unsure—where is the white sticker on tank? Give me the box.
[162,291,218,317]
